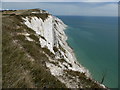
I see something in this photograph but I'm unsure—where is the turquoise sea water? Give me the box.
[57,16,118,88]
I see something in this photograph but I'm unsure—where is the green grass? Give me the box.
[2,14,66,88]
[21,13,49,21]
[29,34,39,43]
[2,9,106,89]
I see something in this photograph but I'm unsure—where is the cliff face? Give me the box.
[2,9,106,88]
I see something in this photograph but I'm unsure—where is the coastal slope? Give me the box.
[2,9,106,88]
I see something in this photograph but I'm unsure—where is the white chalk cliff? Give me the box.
[22,9,106,88]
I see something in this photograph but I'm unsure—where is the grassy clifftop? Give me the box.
[2,11,66,88]
[2,9,49,21]
[2,9,107,89]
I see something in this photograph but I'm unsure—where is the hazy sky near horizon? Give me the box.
[1,0,119,2]
[2,2,118,16]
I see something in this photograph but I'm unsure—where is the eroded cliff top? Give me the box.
[2,9,50,20]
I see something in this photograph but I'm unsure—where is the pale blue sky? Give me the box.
[1,0,119,2]
[2,2,118,16]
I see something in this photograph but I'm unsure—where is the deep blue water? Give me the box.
[57,16,118,88]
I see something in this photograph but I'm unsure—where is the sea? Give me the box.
[57,16,118,88]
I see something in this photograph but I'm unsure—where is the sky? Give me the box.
[1,0,118,16]
[1,0,120,2]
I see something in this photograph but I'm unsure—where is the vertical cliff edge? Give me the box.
[2,9,107,88]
